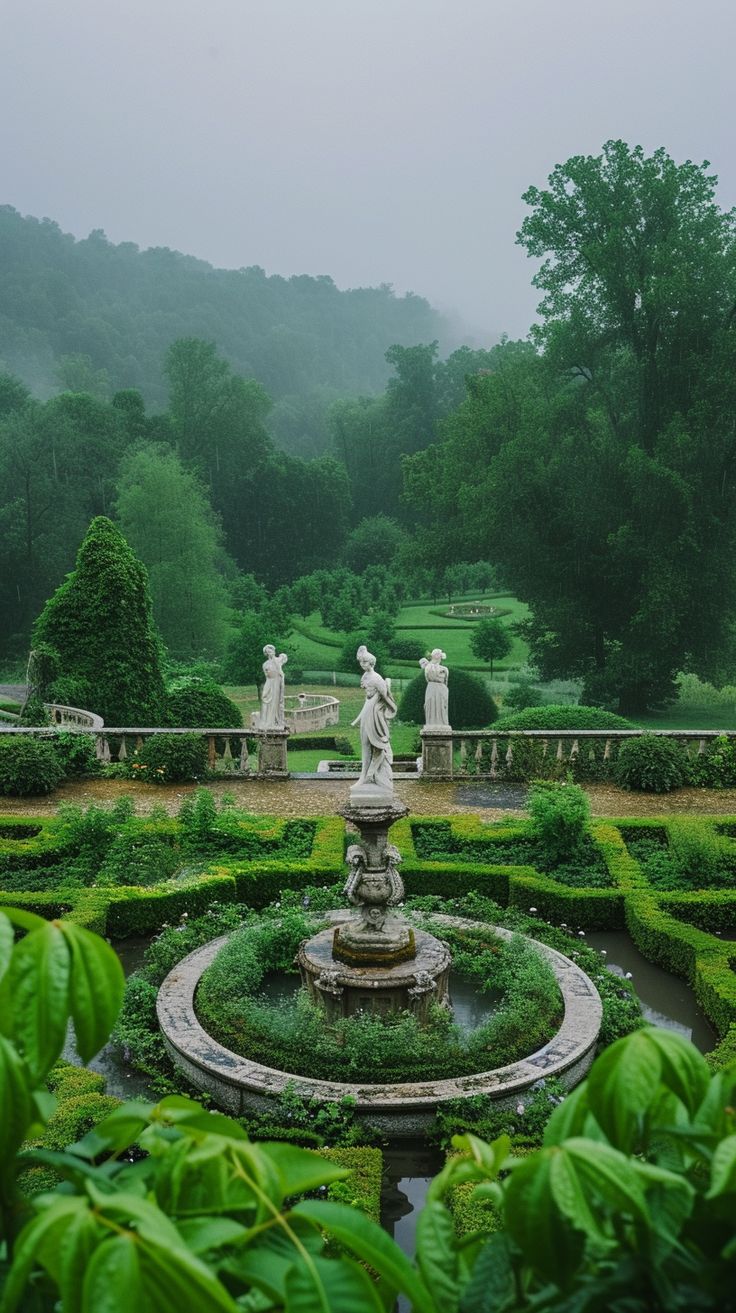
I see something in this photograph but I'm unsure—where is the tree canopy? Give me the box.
[404,142,736,711]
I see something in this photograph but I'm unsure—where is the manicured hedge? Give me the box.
[319,1147,383,1221]
[496,705,634,730]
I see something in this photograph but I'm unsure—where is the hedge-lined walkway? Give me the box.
[4,775,736,818]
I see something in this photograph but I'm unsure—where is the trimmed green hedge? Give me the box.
[319,1147,383,1221]
[496,705,634,730]
[2,806,734,1053]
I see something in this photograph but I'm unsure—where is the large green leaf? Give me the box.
[259,1141,351,1196]
[427,1134,510,1204]
[82,1234,142,1313]
[543,1082,603,1147]
[707,1134,736,1199]
[416,1202,460,1313]
[641,1028,710,1116]
[0,1035,33,1186]
[284,1253,385,1313]
[225,1218,324,1304]
[1,920,70,1081]
[0,913,14,984]
[586,1030,662,1152]
[291,1200,436,1313]
[561,1139,650,1230]
[502,1148,585,1286]
[60,920,125,1063]
[72,1099,156,1157]
[458,1233,515,1313]
[136,1237,240,1312]
[175,1217,247,1255]
[0,1197,87,1313]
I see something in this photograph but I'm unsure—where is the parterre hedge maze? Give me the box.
[2,804,735,1058]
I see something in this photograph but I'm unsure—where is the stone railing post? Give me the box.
[421,727,454,777]
[256,728,290,777]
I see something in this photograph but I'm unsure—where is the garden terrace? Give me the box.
[0,802,734,1059]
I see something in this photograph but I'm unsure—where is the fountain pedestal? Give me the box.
[298,791,451,1021]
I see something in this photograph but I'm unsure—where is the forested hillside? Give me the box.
[0,205,449,454]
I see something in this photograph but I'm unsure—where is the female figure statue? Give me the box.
[419,648,449,727]
[259,644,288,729]
[351,645,397,792]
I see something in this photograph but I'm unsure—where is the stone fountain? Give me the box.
[298,645,451,1022]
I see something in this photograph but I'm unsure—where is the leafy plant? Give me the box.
[497,703,633,729]
[0,737,65,796]
[51,731,101,778]
[130,732,209,783]
[527,778,591,864]
[615,732,689,793]
[165,676,242,729]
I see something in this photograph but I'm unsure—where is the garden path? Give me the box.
[3,775,736,818]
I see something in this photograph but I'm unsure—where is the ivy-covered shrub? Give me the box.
[129,732,208,783]
[687,735,736,788]
[0,737,65,796]
[614,733,688,793]
[527,779,591,865]
[52,731,101,778]
[33,516,166,725]
[165,676,243,729]
[667,818,727,887]
[497,704,633,730]
[399,669,497,729]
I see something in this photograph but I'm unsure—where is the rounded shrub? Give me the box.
[52,732,101,778]
[130,732,208,783]
[614,733,688,793]
[0,737,65,796]
[497,704,633,730]
[399,669,497,729]
[166,676,242,729]
[388,637,424,661]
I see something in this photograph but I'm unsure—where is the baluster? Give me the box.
[603,738,612,760]
[505,739,513,768]
[95,734,111,763]
[542,737,549,759]
[136,735,143,751]
[490,736,498,778]
[588,744,596,764]
[207,735,217,770]
[556,738,564,761]
[460,738,468,771]
[698,737,706,756]
[239,736,249,774]
[222,737,233,767]
[570,738,579,761]
[475,739,483,766]
[118,736,127,761]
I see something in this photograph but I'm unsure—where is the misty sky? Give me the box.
[2,0,734,340]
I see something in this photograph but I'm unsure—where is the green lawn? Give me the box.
[287,593,529,678]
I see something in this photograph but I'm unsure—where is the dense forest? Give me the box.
[0,205,453,455]
[3,142,736,715]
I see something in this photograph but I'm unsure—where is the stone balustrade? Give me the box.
[3,722,736,782]
[249,693,340,734]
[45,702,104,730]
[421,727,736,778]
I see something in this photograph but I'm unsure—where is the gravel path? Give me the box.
[2,775,736,819]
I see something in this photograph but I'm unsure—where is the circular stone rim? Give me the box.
[156,915,603,1112]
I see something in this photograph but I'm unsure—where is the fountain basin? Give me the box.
[157,914,603,1136]
[299,925,451,1020]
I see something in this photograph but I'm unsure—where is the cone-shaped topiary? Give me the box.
[399,669,497,729]
[33,517,166,725]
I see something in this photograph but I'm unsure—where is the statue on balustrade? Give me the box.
[352,645,397,793]
[420,648,450,728]
[259,645,288,730]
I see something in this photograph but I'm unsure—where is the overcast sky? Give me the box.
[2,0,734,340]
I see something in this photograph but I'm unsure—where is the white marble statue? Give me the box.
[420,648,450,728]
[259,644,288,729]
[351,645,397,793]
